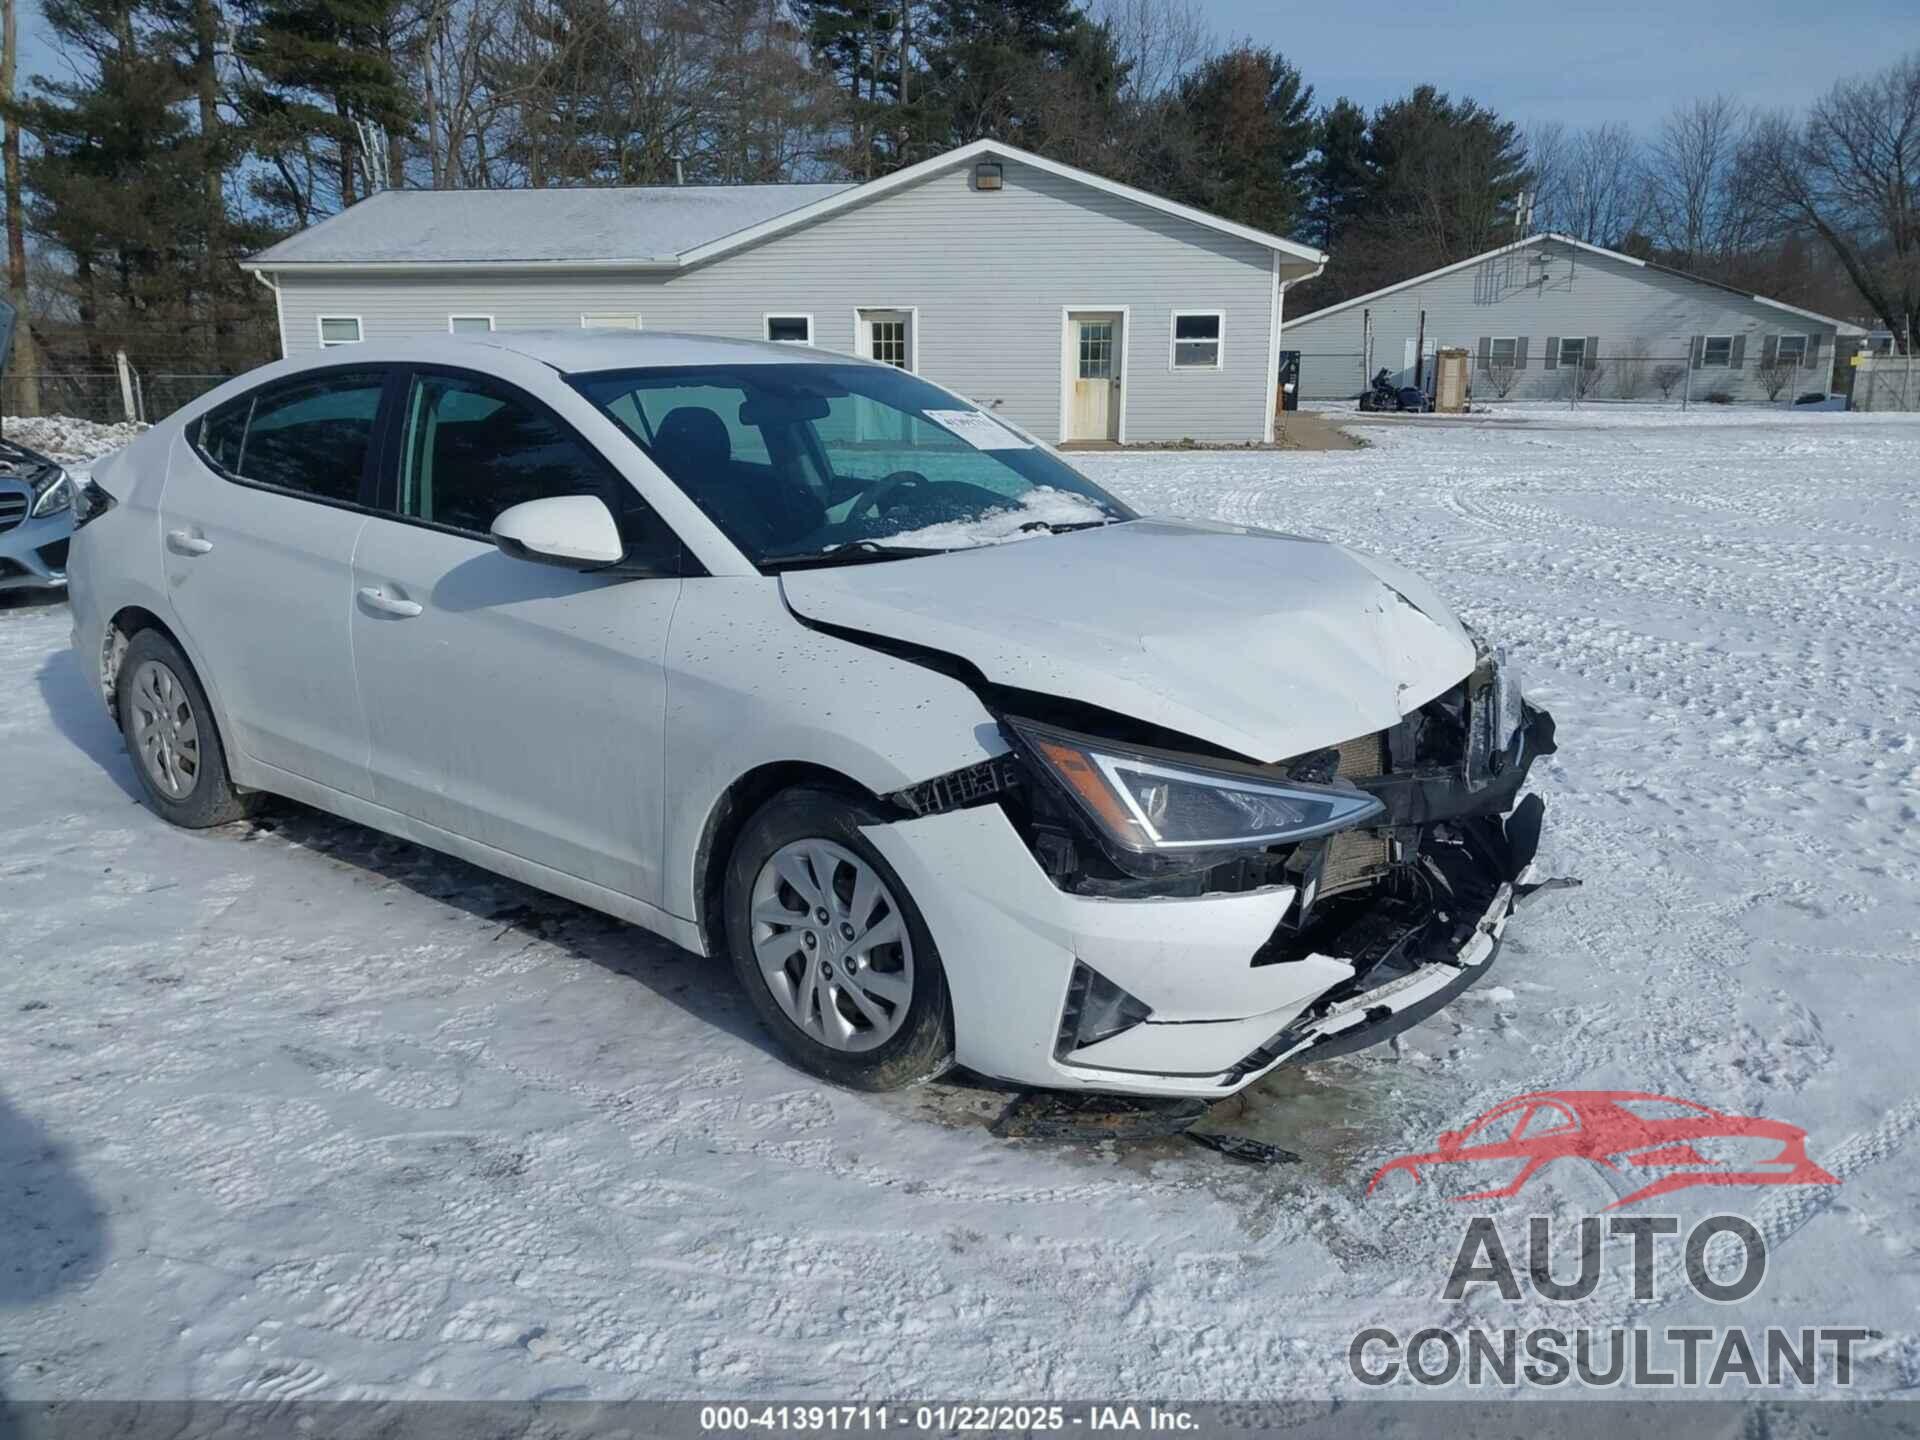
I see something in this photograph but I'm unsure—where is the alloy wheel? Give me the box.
[749,839,915,1053]
[129,659,201,800]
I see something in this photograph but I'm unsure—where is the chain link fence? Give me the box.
[1850,356,1920,412]
[2,371,239,425]
[1289,347,1845,410]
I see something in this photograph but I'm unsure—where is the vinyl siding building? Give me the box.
[242,141,1328,445]
[1285,233,1864,406]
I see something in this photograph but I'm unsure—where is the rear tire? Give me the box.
[723,786,954,1091]
[116,627,254,829]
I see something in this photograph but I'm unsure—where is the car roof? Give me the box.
[327,329,872,376]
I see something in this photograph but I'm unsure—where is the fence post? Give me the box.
[1682,352,1691,412]
[114,351,138,422]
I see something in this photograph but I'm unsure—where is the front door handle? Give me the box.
[357,586,423,618]
[166,529,213,555]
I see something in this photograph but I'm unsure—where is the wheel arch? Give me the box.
[103,603,245,784]
[102,604,179,715]
[692,760,888,959]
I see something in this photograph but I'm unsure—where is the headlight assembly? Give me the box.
[29,468,73,518]
[1006,717,1384,858]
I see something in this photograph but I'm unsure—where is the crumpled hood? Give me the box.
[780,518,1477,761]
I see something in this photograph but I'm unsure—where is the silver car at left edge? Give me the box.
[66,330,1560,1099]
[0,433,78,593]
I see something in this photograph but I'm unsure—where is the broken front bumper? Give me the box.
[860,703,1560,1099]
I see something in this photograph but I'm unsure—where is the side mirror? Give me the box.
[491,495,624,569]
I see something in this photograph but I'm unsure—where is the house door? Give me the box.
[856,309,914,370]
[1067,311,1122,441]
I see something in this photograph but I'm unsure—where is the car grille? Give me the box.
[0,487,26,535]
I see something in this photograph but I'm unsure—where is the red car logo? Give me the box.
[1369,1090,1839,1210]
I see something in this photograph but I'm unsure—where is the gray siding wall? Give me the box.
[1286,242,1839,405]
[270,157,1284,443]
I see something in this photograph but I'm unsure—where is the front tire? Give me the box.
[116,627,254,828]
[723,786,954,1091]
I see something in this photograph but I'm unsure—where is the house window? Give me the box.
[1171,310,1224,369]
[581,315,641,330]
[1775,334,1808,366]
[1488,337,1518,369]
[1557,336,1587,369]
[448,315,494,336]
[1702,335,1733,367]
[318,316,362,347]
[765,314,812,345]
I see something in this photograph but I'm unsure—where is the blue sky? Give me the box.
[10,0,1908,135]
[1199,0,1907,130]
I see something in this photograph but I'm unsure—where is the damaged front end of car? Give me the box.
[884,637,1567,1088]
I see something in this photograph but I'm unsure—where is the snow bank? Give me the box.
[2,414,146,465]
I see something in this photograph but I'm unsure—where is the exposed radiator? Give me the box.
[1324,730,1389,894]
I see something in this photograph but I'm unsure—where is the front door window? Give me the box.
[1078,322,1115,380]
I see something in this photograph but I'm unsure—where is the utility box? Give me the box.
[1433,347,1470,412]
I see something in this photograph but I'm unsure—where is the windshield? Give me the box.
[570,363,1134,568]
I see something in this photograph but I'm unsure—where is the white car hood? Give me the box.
[779,518,1477,761]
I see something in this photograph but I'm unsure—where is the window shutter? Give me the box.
[1761,336,1779,368]
[1544,337,1559,370]
[1516,337,1529,369]
[1477,336,1491,373]
[1585,336,1600,370]
[1730,335,1746,369]
[1690,334,1704,369]
[1805,335,1822,370]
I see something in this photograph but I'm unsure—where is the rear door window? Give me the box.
[194,369,386,505]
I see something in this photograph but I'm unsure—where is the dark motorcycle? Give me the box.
[1359,367,1429,413]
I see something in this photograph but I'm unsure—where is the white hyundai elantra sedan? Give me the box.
[67,331,1557,1098]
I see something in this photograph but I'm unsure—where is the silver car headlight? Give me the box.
[28,468,73,517]
[1007,717,1384,856]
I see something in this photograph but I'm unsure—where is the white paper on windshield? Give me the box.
[924,409,1033,450]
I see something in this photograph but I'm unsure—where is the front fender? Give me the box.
[659,578,1004,925]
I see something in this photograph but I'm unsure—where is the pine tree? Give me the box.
[1363,85,1528,262]
[18,0,207,365]
[1304,96,1369,253]
[920,0,1081,147]
[233,0,416,224]
[1160,46,1313,234]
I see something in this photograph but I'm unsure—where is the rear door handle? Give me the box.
[357,586,423,618]
[166,529,213,555]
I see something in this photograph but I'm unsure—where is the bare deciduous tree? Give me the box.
[1612,338,1651,398]
[1652,363,1686,399]
[1740,53,1920,350]
[1649,95,1755,269]
[1530,120,1651,245]
[1758,359,1797,401]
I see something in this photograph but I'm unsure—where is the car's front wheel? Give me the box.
[116,627,254,828]
[723,787,954,1091]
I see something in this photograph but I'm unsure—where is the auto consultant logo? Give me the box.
[1367,1090,1839,1210]
[1350,1091,1859,1391]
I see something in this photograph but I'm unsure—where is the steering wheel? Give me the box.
[847,470,930,518]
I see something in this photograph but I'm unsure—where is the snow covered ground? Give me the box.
[2,412,1917,1403]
